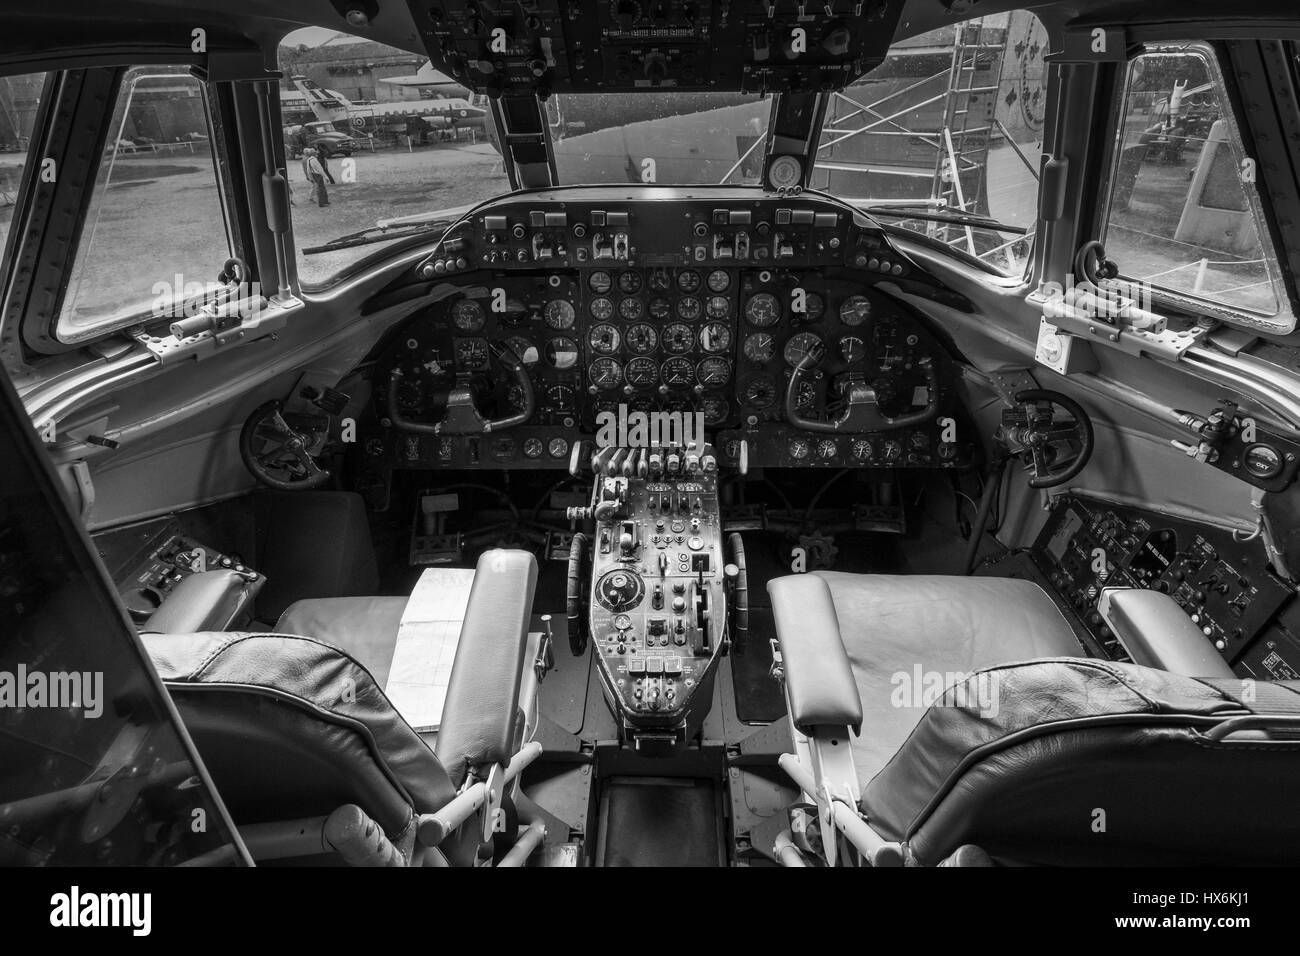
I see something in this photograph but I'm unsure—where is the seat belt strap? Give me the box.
[1196,678,1300,715]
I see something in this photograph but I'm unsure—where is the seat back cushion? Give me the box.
[434,549,538,786]
[144,632,457,842]
[862,658,1300,865]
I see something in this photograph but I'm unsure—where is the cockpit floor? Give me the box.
[597,776,723,867]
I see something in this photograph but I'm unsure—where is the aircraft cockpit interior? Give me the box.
[6,0,1300,880]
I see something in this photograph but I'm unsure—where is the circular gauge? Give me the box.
[696,357,732,387]
[506,383,527,411]
[455,338,489,367]
[589,271,612,294]
[677,270,702,294]
[648,268,672,292]
[706,295,730,319]
[546,336,579,369]
[676,296,702,321]
[852,438,874,461]
[618,297,645,321]
[617,271,643,295]
[544,299,575,330]
[744,375,777,409]
[648,297,672,320]
[768,154,803,190]
[625,323,659,354]
[701,394,730,425]
[707,269,731,293]
[1243,443,1285,479]
[784,332,824,367]
[839,336,865,364]
[663,323,694,353]
[699,322,731,354]
[502,335,538,365]
[589,296,614,320]
[396,378,423,406]
[451,298,485,332]
[491,437,517,462]
[744,292,780,328]
[588,357,624,390]
[589,324,620,354]
[804,292,825,322]
[523,437,544,459]
[661,356,695,388]
[625,356,659,388]
[548,436,570,459]
[788,437,811,461]
[839,294,872,327]
[546,383,575,410]
[816,438,837,460]
[663,397,695,416]
[881,439,903,462]
[743,332,776,364]
[793,379,816,409]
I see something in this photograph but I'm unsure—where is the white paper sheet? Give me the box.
[384,567,476,732]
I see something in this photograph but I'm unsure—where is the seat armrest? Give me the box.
[435,549,538,786]
[143,569,262,634]
[767,574,863,735]
[1098,587,1234,678]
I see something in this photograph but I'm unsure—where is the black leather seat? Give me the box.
[146,549,539,865]
[861,658,1300,865]
[801,572,1082,782]
[145,630,458,851]
[768,571,1300,865]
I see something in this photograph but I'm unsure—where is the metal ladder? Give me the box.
[929,17,1007,253]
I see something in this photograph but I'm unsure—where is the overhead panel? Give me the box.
[404,0,904,95]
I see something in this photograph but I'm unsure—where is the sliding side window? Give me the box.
[0,73,50,274]
[1100,42,1293,332]
[55,66,231,345]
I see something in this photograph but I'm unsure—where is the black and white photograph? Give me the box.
[0,0,1294,932]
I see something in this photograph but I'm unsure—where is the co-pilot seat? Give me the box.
[783,573,1083,783]
[768,571,1300,865]
[145,549,541,866]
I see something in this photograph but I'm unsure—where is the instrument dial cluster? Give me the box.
[369,276,588,470]
[580,267,737,430]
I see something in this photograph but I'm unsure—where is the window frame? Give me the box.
[1096,40,1297,335]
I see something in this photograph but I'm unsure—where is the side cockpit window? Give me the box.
[0,73,50,275]
[55,67,231,345]
[1101,42,1294,333]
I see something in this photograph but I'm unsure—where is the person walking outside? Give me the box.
[301,147,330,207]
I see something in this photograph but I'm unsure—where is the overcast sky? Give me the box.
[282,26,367,47]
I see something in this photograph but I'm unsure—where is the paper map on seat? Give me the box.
[384,567,476,732]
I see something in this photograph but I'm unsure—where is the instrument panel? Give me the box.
[366,192,972,472]
[1032,496,1294,672]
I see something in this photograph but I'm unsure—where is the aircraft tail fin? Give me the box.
[290,75,349,122]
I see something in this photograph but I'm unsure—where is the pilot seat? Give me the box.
[143,549,550,866]
[766,570,1300,866]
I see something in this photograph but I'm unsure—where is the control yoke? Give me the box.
[784,341,939,433]
[387,341,535,435]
